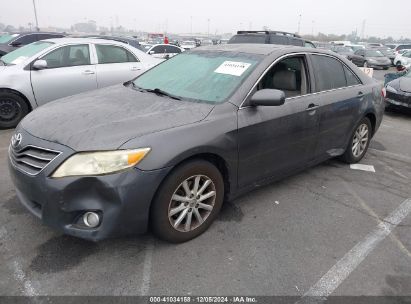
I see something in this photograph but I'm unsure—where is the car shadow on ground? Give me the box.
[385,107,411,117]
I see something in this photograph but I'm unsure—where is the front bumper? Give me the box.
[8,130,171,241]
[385,91,411,108]
[367,62,391,69]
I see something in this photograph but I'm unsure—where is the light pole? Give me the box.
[311,20,315,37]
[207,18,210,38]
[190,16,193,36]
[32,0,39,31]
[297,14,302,35]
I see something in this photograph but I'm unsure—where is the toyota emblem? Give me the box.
[11,133,22,149]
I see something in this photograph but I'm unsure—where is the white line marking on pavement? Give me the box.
[297,198,411,303]
[342,182,411,260]
[140,239,154,296]
[0,227,38,297]
[349,164,375,172]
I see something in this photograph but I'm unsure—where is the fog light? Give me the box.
[83,212,100,228]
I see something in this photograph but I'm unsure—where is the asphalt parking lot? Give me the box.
[0,68,410,298]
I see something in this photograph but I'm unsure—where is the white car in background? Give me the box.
[0,38,161,128]
[145,44,184,59]
[180,40,196,50]
[394,50,411,67]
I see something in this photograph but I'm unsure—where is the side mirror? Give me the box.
[32,59,48,70]
[249,89,286,107]
[148,50,155,55]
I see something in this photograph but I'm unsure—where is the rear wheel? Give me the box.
[150,160,224,243]
[0,92,29,129]
[363,61,369,68]
[340,117,372,164]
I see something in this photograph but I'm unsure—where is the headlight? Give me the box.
[51,148,151,178]
[386,85,397,93]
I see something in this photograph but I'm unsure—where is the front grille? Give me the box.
[386,91,411,104]
[9,145,61,175]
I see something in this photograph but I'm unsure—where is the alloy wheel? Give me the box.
[168,175,216,232]
[352,123,369,158]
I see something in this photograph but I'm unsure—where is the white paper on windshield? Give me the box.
[11,56,28,65]
[214,61,251,76]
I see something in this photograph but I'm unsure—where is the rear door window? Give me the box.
[95,44,138,63]
[269,35,289,45]
[311,54,347,92]
[228,34,267,44]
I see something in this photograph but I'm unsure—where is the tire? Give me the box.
[150,159,224,243]
[363,61,369,68]
[340,117,372,164]
[0,92,29,129]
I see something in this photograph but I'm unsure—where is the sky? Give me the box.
[1,0,410,38]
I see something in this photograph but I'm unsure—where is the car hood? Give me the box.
[20,84,215,151]
[368,56,389,61]
[399,77,411,93]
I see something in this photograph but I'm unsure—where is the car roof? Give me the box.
[191,43,296,55]
[42,37,133,45]
[10,32,65,35]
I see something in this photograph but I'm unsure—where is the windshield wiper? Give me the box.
[132,84,182,100]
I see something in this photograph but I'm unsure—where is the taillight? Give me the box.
[381,87,387,98]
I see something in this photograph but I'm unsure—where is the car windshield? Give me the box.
[0,33,18,44]
[350,46,364,51]
[366,50,383,57]
[1,41,54,65]
[379,49,393,55]
[139,44,153,51]
[335,47,353,53]
[133,51,262,104]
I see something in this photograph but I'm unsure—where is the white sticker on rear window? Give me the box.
[214,61,251,76]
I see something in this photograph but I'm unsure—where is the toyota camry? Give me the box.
[8,44,385,243]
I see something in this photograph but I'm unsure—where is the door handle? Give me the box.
[306,103,320,111]
[357,92,365,98]
[82,70,95,75]
[130,67,141,71]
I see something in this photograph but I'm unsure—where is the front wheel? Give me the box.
[0,92,29,129]
[150,160,224,243]
[340,117,372,164]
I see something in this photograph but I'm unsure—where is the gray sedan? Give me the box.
[8,44,385,243]
[0,38,162,128]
